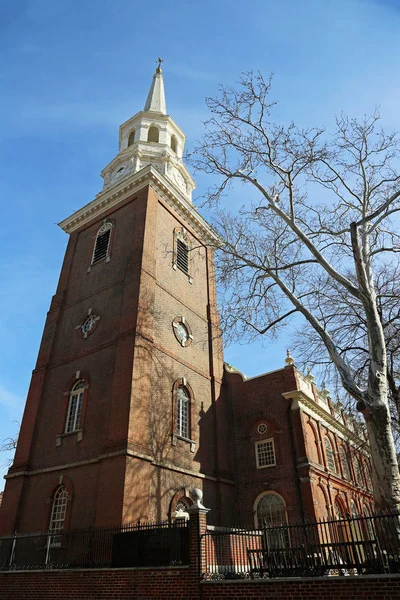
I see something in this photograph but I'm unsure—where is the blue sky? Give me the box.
[1,0,400,485]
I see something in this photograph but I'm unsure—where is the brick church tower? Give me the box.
[0,65,235,535]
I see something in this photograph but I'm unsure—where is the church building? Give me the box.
[0,66,373,536]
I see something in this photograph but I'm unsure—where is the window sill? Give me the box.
[172,262,193,284]
[87,255,111,273]
[171,433,196,453]
[256,463,276,470]
[56,430,83,446]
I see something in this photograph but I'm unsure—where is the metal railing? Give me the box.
[0,520,189,571]
[202,513,400,579]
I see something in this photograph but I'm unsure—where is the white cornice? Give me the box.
[284,389,368,451]
[58,165,219,245]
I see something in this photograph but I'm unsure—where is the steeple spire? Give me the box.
[144,59,167,115]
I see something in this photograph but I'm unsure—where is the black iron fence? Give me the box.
[202,512,400,579]
[0,520,189,571]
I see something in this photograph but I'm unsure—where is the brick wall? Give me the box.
[201,576,400,599]
[1,570,400,600]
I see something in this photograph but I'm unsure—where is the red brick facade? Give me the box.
[0,174,373,536]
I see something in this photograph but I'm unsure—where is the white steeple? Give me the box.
[100,62,195,203]
[143,60,167,114]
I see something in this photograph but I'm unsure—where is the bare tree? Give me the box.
[1,426,19,468]
[293,261,400,425]
[191,72,400,511]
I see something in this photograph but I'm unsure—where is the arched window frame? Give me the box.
[324,435,337,473]
[350,499,358,517]
[307,418,323,464]
[169,489,193,522]
[91,221,113,266]
[170,134,178,153]
[364,461,373,489]
[147,125,159,143]
[339,445,351,480]
[171,379,195,452]
[65,380,86,434]
[173,227,192,281]
[354,455,364,487]
[58,375,90,444]
[363,502,375,539]
[49,485,69,544]
[335,497,346,520]
[254,492,288,536]
[128,129,136,146]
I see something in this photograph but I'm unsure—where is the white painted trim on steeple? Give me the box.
[144,68,166,114]
[58,165,220,245]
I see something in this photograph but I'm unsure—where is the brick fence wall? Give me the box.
[1,506,400,599]
[201,576,400,599]
[1,570,400,600]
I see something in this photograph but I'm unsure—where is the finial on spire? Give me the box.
[156,57,164,73]
[285,349,295,366]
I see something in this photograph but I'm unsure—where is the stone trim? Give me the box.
[58,166,219,245]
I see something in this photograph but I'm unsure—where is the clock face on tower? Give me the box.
[170,167,186,194]
[110,165,126,185]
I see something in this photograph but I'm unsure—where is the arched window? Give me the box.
[363,502,375,539]
[148,126,159,143]
[255,493,288,528]
[324,436,336,472]
[350,500,358,517]
[365,463,373,489]
[339,446,350,480]
[335,499,346,520]
[65,380,85,433]
[92,221,113,264]
[176,385,190,439]
[354,456,364,487]
[171,134,177,153]
[174,498,190,521]
[49,485,68,535]
[128,130,136,146]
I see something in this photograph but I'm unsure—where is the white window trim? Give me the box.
[91,221,113,266]
[255,438,276,469]
[176,386,190,439]
[65,383,85,434]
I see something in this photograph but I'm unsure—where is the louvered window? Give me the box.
[176,239,189,274]
[92,222,112,264]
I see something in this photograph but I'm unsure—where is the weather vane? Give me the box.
[156,57,164,72]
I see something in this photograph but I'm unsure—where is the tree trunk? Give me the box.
[364,398,400,512]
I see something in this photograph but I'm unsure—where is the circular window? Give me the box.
[172,317,193,347]
[79,313,100,338]
[258,423,267,435]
